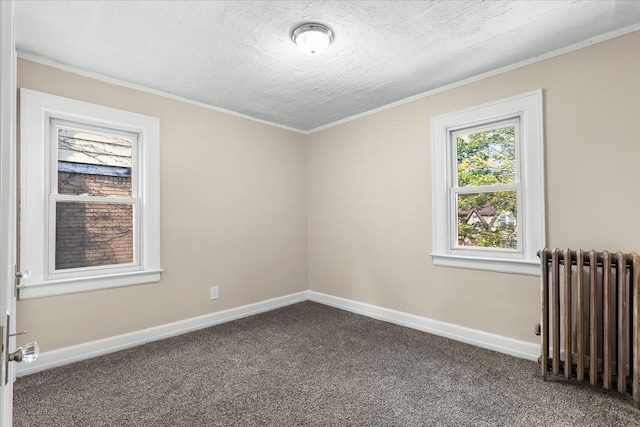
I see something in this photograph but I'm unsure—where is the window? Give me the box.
[19,89,161,298]
[431,90,545,275]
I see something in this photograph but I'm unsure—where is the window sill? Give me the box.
[431,253,540,276]
[18,269,163,299]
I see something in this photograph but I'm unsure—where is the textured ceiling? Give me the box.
[14,1,640,132]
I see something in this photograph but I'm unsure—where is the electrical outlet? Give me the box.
[210,286,219,300]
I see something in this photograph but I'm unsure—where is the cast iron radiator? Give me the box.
[539,248,640,406]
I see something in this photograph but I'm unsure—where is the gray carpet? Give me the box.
[13,301,640,426]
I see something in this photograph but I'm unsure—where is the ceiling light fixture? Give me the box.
[292,23,334,55]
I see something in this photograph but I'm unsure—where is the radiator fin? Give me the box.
[540,248,640,407]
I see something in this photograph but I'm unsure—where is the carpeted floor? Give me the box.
[13,301,640,426]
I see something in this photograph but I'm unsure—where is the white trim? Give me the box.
[16,291,310,376]
[16,290,541,377]
[0,1,16,425]
[307,25,640,133]
[431,90,545,275]
[308,291,540,361]
[18,26,640,136]
[18,269,163,300]
[431,254,540,276]
[19,89,162,298]
[16,51,307,135]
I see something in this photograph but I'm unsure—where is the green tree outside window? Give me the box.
[456,126,517,249]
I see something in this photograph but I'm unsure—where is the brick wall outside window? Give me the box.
[55,171,133,270]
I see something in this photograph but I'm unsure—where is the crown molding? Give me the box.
[18,23,640,136]
[16,50,307,135]
[307,24,640,134]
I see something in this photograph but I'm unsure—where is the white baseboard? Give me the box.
[16,291,309,376]
[308,291,541,361]
[17,289,540,376]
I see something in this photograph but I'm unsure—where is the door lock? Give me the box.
[16,268,31,279]
[2,313,39,385]
[15,269,30,279]
[8,341,39,363]
[15,268,31,291]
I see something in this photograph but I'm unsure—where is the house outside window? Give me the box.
[19,89,162,298]
[431,90,545,275]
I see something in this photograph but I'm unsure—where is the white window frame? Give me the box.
[431,90,545,276]
[19,88,162,298]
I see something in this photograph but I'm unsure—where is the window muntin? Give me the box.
[451,119,520,252]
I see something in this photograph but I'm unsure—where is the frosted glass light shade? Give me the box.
[292,23,334,55]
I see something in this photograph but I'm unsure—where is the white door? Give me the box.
[0,1,17,425]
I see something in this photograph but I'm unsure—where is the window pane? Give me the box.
[55,202,134,270]
[58,127,133,196]
[457,125,516,187]
[457,191,517,249]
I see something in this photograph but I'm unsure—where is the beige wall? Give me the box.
[307,32,640,343]
[17,59,308,351]
[16,32,640,353]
